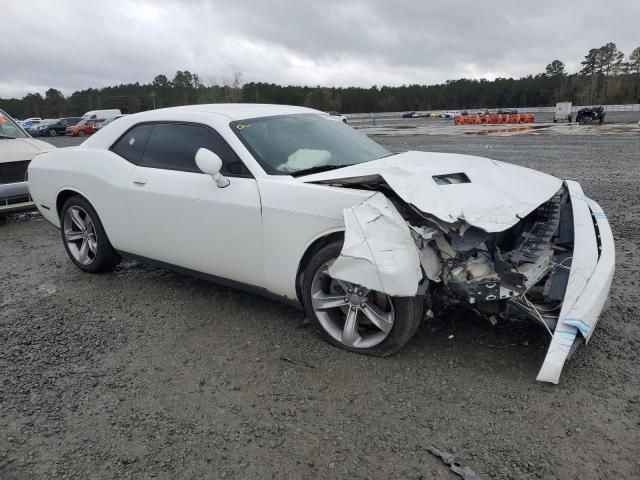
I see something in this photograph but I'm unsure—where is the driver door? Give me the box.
[121,122,264,288]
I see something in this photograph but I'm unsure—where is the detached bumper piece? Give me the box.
[537,181,615,383]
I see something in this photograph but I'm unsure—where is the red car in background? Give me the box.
[65,109,121,137]
[66,119,99,137]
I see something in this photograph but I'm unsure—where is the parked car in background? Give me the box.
[21,119,43,131]
[66,119,99,137]
[0,109,53,213]
[67,109,122,137]
[325,111,348,124]
[27,119,55,136]
[16,117,41,126]
[576,106,605,125]
[94,114,126,130]
[403,111,427,118]
[36,117,82,137]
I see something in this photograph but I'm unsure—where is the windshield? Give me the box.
[0,111,29,138]
[231,114,391,175]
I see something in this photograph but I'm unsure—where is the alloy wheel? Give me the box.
[63,206,98,265]
[310,260,395,349]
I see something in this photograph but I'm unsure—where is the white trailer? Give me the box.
[554,102,573,123]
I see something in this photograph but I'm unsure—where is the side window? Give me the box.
[141,123,250,176]
[110,124,153,165]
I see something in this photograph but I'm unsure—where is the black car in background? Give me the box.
[576,106,605,125]
[35,117,82,137]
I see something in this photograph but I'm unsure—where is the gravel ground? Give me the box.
[1,129,639,479]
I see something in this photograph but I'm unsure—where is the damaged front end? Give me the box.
[310,166,614,383]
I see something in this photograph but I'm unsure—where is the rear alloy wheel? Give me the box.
[60,196,120,273]
[302,241,423,356]
[78,130,85,137]
[48,129,57,137]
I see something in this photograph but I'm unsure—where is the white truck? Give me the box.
[553,102,573,123]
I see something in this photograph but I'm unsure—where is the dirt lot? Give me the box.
[1,128,639,479]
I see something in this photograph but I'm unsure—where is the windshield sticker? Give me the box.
[235,123,250,130]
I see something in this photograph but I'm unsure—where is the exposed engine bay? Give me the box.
[306,152,614,384]
[320,176,574,334]
[404,186,572,333]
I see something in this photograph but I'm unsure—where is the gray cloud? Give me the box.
[2,0,639,97]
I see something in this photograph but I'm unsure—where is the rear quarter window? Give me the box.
[110,124,154,165]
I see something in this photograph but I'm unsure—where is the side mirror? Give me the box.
[195,148,230,188]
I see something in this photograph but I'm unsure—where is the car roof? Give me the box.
[132,103,321,121]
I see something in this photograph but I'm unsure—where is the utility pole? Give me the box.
[150,92,157,109]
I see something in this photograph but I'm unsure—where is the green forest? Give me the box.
[2,42,639,119]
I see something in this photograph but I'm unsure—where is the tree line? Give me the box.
[2,42,639,119]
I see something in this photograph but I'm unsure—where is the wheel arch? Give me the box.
[56,188,89,220]
[295,229,344,305]
[55,188,103,228]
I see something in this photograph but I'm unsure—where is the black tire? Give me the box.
[48,129,57,137]
[301,241,423,356]
[60,196,120,273]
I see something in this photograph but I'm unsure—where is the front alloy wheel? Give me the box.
[310,260,395,349]
[302,241,423,356]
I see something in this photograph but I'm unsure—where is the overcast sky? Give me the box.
[3,0,639,98]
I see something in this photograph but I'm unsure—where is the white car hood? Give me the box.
[302,151,563,232]
[0,137,54,163]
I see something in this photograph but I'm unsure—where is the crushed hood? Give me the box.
[0,137,54,163]
[302,151,563,232]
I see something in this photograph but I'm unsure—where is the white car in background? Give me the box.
[0,110,53,213]
[325,111,348,123]
[16,117,42,126]
[27,104,614,383]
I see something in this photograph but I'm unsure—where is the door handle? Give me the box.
[132,177,148,186]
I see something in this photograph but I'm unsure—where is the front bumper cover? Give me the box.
[536,180,615,383]
[0,181,34,213]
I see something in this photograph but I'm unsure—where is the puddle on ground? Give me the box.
[464,125,550,135]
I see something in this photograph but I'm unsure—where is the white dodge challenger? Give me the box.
[28,104,615,383]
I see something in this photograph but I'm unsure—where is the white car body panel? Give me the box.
[327,192,423,296]
[302,151,563,232]
[125,166,263,287]
[27,103,615,383]
[28,148,135,248]
[0,137,54,164]
[536,183,615,383]
[257,176,370,298]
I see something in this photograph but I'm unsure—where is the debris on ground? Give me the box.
[428,446,483,480]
